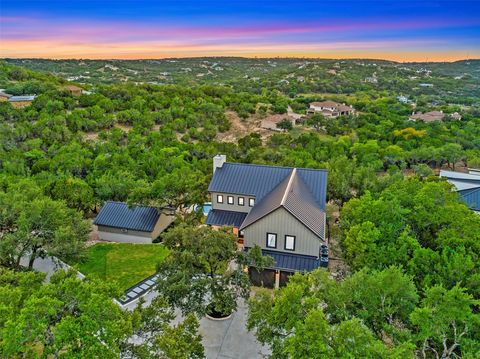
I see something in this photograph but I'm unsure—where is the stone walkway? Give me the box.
[118,272,160,305]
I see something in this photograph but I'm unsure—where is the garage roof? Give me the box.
[94,201,160,232]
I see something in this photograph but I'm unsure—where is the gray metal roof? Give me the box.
[440,170,480,191]
[205,210,247,228]
[93,201,160,232]
[261,249,321,272]
[209,162,327,209]
[8,95,36,102]
[240,169,326,239]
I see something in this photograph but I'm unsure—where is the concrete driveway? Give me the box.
[125,290,270,359]
[23,257,270,359]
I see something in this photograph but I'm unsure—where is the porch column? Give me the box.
[274,270,280,289]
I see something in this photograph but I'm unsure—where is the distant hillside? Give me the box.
[3,58,480,105]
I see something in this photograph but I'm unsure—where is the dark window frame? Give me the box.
[284,235,296,251]
[238,196,245,206]
[227,195,234,205]
[217,194,224,204]
[266,232,277,248]
[249,198,255,207]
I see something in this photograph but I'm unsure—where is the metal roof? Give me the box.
[205,209,247,228]
[261,249,321,272]
[208,162,327,209]
[440,170,480,191]
[8,95,36,102]
[93,201,160,232]
[240,169,326,239]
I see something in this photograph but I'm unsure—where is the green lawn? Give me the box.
[72,243,169,291]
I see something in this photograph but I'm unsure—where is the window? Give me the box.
[266,233,277,248]
[239,230,245,238]
[227,196,234,205]
[249,198,255,207]
[238,197,245,206]
[285,235,296,251]
[217,194,224,204]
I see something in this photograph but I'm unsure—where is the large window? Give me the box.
[285,235,296,251]
[249,198,255,207]
[238,197,245,206]
[266,233,277,248]
[227,196,234,205]
[217,194,224,204]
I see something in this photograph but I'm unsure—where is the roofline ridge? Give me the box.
[281,168,296,205]
[222,162,328,173]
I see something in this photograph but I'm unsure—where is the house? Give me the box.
[63,85,83,96]
[307,101,355,118]
[439,170,480,213]
[408,110,444,122]
[397,96,409,103]
[450,112,462,120]
[8,95,36,108]
[206,155,328,287]
[0,92,12,102]
[93,201,175,244]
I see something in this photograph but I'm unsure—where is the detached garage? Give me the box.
[94,201,175,244]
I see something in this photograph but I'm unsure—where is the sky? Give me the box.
[1,0,479,61]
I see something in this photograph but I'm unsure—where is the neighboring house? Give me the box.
[307,101,354,118]
[408,110,445,122]
[450,112,462,120]
[93,201,175,244]
[206,155,328,287]
[364,76,378,83]
[8,95,36,108]
[397,95,409,103]
[440,170,480,213]
[0,92,12,102]
[63,85,83,96]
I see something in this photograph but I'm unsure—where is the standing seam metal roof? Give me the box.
[239,169,326,239]
[93,201,160,232]
[205,210,247,228]
[208,162,327,209]
[261,248,321,272]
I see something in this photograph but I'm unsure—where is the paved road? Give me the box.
[19,255,85,281]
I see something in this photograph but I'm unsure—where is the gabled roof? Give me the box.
[240,169,326,239]
[208,162,327,209]
[93,201,160,232]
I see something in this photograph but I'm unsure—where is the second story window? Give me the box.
[266,233,277,248]
[249,198,255,207]
[217,194,224,204]
[238,197,245,206]
[227,196,234,205]
[285,235,296,251]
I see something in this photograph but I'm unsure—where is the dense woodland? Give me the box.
[0,59,479,358]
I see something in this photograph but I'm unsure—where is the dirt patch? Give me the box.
[84,132,99,141]
[217,110,301,143]
[114,123,133,132]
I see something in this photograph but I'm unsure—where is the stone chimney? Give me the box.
[213,154,226,174]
